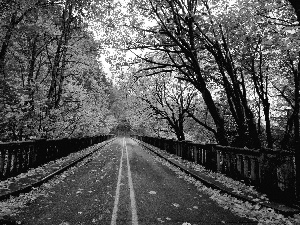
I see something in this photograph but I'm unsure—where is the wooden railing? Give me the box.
[0,135,114,180]
[134,136,296,202]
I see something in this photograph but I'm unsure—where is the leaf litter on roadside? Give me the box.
[141,144,300,225]
[0,143,103,192]
[0,143,108,218]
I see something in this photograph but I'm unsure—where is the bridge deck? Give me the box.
[0,137,295,224]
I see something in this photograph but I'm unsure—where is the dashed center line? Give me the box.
[111,145,123,225]
[111,138,138,225]
[125,138,139,225]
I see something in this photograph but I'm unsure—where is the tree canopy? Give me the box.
[1,0,299,154]
[96,0,300,152]
[0,0,117,140]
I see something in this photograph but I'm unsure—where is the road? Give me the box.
[9,137,256,224]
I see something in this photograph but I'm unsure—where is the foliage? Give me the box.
[2,0,299,152]
[0,0,117,141]
[98,0,300,152]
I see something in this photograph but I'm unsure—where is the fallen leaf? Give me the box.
[157,218,164,223]
[254,204,260,210]
[172,203,180,207]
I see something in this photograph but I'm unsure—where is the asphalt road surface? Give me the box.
[10,137,256,224]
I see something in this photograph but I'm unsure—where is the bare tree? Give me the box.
[138,75,197,141]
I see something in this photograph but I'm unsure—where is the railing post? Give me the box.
[179,141,183,157]
[5,147,12,178]
[182,141,187,160]
[208,145,218,171]
[193,145,198,164]
[176,141,180,157]
[165,139,170,153]
[236,155,243,179]
[170,139,175,154]
[243,156,249,182]
[230,153,237,178]
[198,148,203,165]
[17,146,23,174]
[11,147,19,176]
[189,143,194,161]
[23,145,30,172]
[221,153,227,174]
[28,144,36,168]
[0,148,5,179]
[250,157,257,183]
[161,138,164,150]
[38,139,47,166]
[216,150,222,172]
[259,150,278,196]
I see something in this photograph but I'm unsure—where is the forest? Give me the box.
[0,0,119,141]
[0,0,299,155]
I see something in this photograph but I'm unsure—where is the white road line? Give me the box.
[111,143,124,225]
[125,138,139,225]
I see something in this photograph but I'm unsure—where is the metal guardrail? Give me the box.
[0,135,114,180]
[134,135,297,202]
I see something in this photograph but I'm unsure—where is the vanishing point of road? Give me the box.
[11,137,256,224]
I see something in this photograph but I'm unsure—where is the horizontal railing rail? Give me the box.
[134,135,296,202]
[0,135,114,180]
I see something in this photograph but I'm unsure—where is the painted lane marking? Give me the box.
[125,138,139,225]
[111,145,124,225]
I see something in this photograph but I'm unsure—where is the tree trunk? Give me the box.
[188,44,228,145]
[281,110,294,149]
[0,12,17,78]
[263,102,273,148]
[295,55,300,200]
[174,126,185,141]
[199,86,228,145]
[55,1,73,108]
[286,0,300,200]
[287,0,300,22]
[0,0,42,77]
[209,42,261,148]
[182,10,229,146]
[27,35,39,112]
[47,0,73,110]
[220,67,248,146]
[47,35,63,110]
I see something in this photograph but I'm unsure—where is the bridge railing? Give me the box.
[134,135,296,202]
[0,135,114,181]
